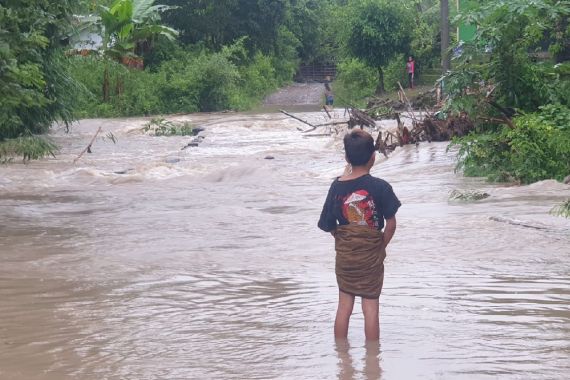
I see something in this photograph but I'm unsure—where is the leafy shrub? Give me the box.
[68,56,163,118]
[454,112,570,184]
[335,58,377,105]
[550,200,570,218]
[383,54,406,91]
[142,118,194,136]
[0,1,76,141]
[537,104,570,130]
[272,26,301,84]
[0,136,58,163]
[232,52,279,109]
[69,40,291,117]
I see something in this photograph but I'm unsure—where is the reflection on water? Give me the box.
[1,112,570,379]
[336,340,382,380]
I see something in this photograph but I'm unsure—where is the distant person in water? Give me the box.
[325,83,334,106]
[318,129,400,340]
[406,56,415,89]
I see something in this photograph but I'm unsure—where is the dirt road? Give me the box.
[263,82,325,106]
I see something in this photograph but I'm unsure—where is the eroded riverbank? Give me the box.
[1,112,569,379]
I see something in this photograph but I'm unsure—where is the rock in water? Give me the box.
[564,175,570,184]
[264,156,275,160]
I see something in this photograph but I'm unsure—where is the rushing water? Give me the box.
[1,111,569,380]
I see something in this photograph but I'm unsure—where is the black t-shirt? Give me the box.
[318,174,401,232]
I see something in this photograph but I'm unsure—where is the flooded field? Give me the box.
[1,111,569,379]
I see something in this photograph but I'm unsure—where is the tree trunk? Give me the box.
[103,64,110,102]
[375,67,385,95]
[115,72,124,96]
[440,0,450,73]
[554,17,570,63]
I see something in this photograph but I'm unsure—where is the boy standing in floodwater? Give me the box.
[318,130,400,340]
[325,83,334,106]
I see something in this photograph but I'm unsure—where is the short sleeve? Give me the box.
[379,183,401,220]
[318,183,337,232]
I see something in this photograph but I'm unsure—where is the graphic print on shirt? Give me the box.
[341,190,379,228]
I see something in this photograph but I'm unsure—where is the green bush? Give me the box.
[550,200,570,218]
[272,26,301,84]
[0,1,76,141]
[232,52,279,109]
[383,54,406,91]
[453,112,570,184]
[142,118,195,136]
[0,135,58,163]
[68,56,163,118]
[68,41,291,117]
[335,58,378,105]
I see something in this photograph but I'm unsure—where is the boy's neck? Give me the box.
[341,165,370,180]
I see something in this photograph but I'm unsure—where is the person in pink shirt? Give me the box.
[406,56,415,89]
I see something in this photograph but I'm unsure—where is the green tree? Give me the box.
[96,0,178,59]
[161,0,289,53]
[458,0,570,110]
[0,0,77,160]
[343,0,414,94]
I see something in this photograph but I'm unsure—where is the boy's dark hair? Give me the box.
[344,129,375,166]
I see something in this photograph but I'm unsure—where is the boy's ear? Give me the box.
[368,152,376,167]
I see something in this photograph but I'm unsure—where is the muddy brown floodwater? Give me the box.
[1,110,569,380]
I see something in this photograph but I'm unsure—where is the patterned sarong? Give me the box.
[334,224,386,299]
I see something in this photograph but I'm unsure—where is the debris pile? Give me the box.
[280,82,478,158]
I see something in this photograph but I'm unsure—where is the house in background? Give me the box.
[69,15,102,55]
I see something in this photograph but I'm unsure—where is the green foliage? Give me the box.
[142,117,194,136]
[453,113,570,184]
[456,0,570,111]
[335,59,378,105]
[383,54,407,91]
[271,26,301,84]
[449,189,490,201]
[447,0,570,184]
[550,199,570,218]
[409,0,440,70]
[0,1,77,143]
[342,0,414,92]
[441,66,491,118]
[95,0,178,58]
[68,38,289,116]
[344,0,413,68]
[0,136,58,163]
[161,0,289,53]
[68,56,162,117]
[233,52,279,109]
[537,104,570,130]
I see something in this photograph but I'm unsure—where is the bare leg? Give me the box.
[361,297,380,340]
[334,290,355,338]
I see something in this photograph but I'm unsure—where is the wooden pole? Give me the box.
[279,109,317,132]
[74,126,102,164]
[441,0,451,73]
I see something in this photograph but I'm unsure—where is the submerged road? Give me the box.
[1,110,569,379]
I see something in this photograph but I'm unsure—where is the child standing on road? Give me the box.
[406,56,415,89]
[318,129,400,340]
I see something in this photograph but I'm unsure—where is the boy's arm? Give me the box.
[318,184,337,233]
[383,216,396,247]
